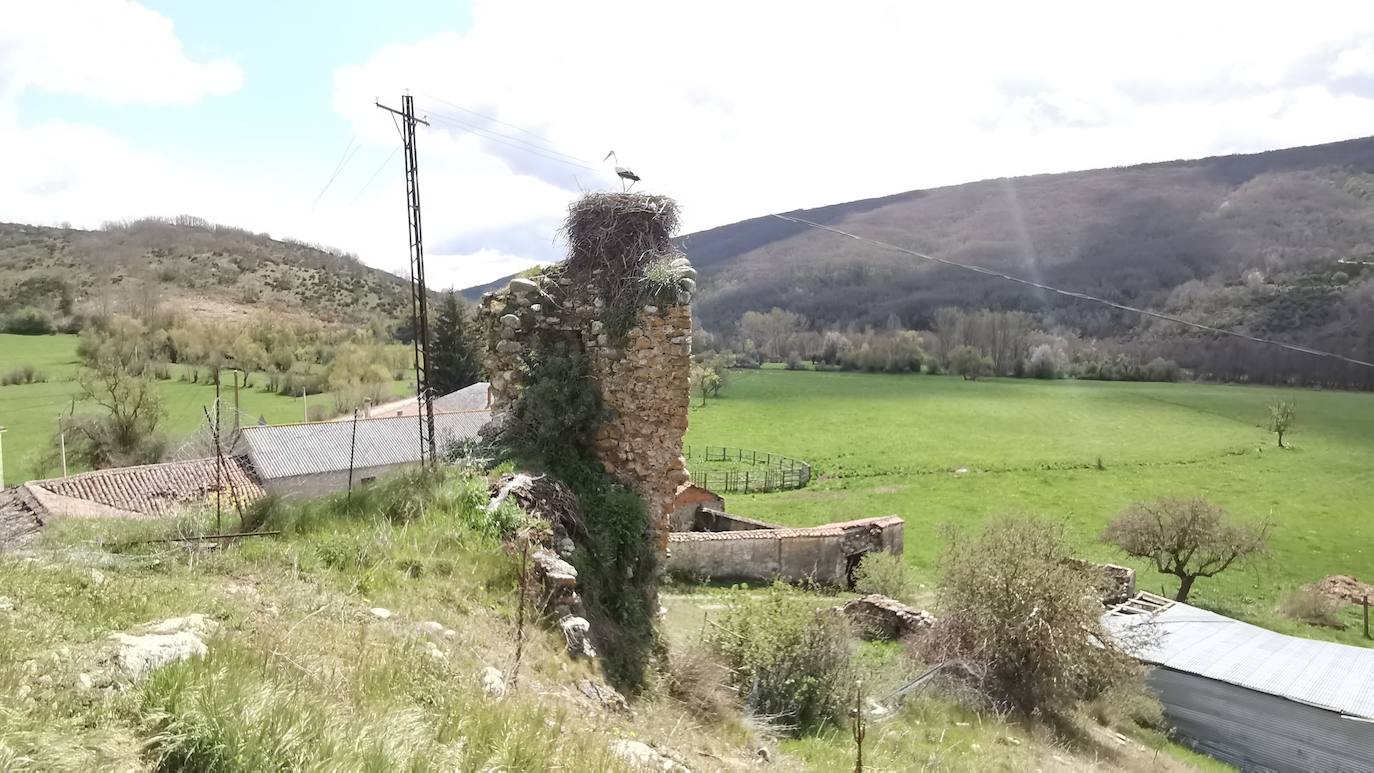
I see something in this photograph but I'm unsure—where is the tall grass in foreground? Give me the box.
[0,468,627,772]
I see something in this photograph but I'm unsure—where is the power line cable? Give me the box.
[418,107,600,172]
[419,91,564,148]
[770,213,1374,370]
[309,135,361,212]
[348,146,401,206]
[420,104,594,166]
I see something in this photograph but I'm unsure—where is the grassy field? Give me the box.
[0,334,406,480]
[685,369,1374,644]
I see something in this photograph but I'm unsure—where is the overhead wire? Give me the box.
[348,146,401,206]
[419,91,565,149]
[420,110,600,172]
[308,135,361,212]
[770,213,1374,370]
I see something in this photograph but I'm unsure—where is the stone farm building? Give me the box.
[0,389,493,545]
[665,487,904,587]
[0,457,264,544]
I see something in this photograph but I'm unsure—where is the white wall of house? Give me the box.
[261,462,419,499]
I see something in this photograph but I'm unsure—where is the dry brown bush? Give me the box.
[1277,588,1347,629]
[923,515,1143,725]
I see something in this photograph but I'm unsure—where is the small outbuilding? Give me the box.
[1104,594,1374,772]
[242,411,490,498]
[666,510,904,587]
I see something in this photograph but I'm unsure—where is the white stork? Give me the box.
[603,150,641,191]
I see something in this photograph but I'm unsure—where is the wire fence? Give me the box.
[684,445,812,494]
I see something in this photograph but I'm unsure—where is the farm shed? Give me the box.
[242,410,490,498]
[666,514,904,586]
[1103,595,1374,772]
[328,382,491,421]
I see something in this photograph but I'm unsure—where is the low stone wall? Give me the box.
[665,515,904,586]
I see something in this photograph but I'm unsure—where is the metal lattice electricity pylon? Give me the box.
[376,94,437,464]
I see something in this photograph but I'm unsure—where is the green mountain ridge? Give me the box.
[0,217,413,330]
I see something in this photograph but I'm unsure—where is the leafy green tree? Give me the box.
[67,317,166,468]
[947,345,992,380]
[1267,400,1296,448]
[430,292,482,395]
[689,364,719,407]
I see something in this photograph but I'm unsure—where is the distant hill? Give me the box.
[0,217,412,328]
[678,137,1374,349]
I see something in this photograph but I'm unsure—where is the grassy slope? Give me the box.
[1,467,1221,773]
[0,473,770,771]
[0,334,407,478]
[685,369,1374,643]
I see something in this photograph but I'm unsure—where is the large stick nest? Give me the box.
[561,193,681,284]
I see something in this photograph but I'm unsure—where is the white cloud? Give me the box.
[0,0,242,104]
[4,1,1374,293]
[320,1,1374,288]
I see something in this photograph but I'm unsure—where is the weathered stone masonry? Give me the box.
[477,264,694,549]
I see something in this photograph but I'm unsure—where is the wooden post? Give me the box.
[744,471,750,493]
[1364,595,1370,640]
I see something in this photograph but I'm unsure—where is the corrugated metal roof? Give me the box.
[434,383,491,412]
[327,383,491,422]
[242,411,491,479]
[1103,600,1374,719]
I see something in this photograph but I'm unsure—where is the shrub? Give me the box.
[501,341,606,463]
[1277,588,1346,629]
[947,346,992,380]
[1143,357,1180,382]
[1,365,46,386]
[852,551,917,603]
[923,515,1142,724]
[3,306,54,335]
[665,644,737,719]
[707,582,853,733]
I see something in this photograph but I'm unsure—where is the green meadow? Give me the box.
[686,368,1374,644]
[0,334,405,480]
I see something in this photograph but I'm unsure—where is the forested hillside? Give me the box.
[0,216,412,332]
[680,137,1374,388]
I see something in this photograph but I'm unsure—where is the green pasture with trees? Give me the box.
[685,367,1374,645]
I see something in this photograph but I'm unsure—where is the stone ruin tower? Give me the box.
[477,193,695,549]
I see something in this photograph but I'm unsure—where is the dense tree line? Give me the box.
[715,306,1182,384]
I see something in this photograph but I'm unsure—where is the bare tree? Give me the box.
[1267,400,1296,448]
[1102,498,1270,602]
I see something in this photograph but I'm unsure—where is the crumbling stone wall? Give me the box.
[478,260,694,549]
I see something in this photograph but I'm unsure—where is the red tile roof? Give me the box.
[668,515,902,542]
[28,457,263,517]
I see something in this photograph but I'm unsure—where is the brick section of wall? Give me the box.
[479,270,693,550]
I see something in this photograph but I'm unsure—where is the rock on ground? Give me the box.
[110,614,218,680]
[839,595,936,640]
[610,740,690,771]
[560,616,597,658]
[1309,575,1374,605]
[481,666,506,698]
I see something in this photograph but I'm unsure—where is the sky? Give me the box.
[4,1,1374,290]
